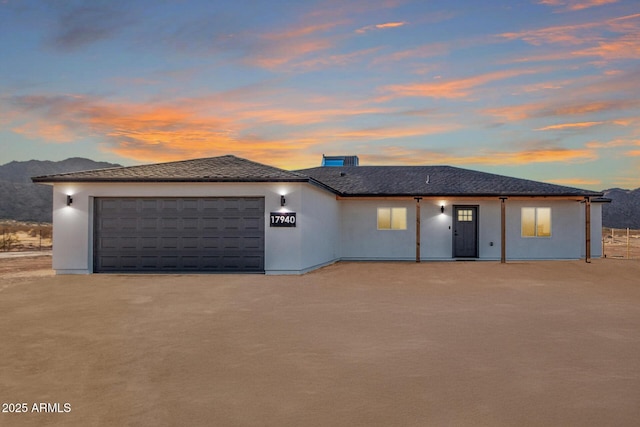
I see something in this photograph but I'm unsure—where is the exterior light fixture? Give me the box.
[280,195,286,207]
[66,195,73,206]
[440,205,445,213]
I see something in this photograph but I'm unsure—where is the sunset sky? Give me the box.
[1,0,639,190]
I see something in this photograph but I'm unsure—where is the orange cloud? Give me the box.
[573,34,640,60]
[322,123,460,140]
[586,138,637,149]
[501,22,598,46]
[250,38,334,69]
[535,121,604,131]
[382,68,542,99]
[11,121,77,142]
[235,104,390,126]
[7,92,459,166]
[266,22,340,40]
[4,94,318,163]
[244,20,346,70]
[626,150,640,156]
[482,98,640,122]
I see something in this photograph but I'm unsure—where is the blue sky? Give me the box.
[1,0,639,189]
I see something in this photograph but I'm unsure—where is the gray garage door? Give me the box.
[94,197,264,273]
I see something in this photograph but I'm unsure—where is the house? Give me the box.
[32,155,606,274]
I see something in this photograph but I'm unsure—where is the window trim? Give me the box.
[521,207,552,238]
[377,207,407,230]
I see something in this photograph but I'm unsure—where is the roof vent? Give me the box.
[340,172,346,177]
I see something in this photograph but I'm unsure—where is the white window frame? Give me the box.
[521,207,552,238]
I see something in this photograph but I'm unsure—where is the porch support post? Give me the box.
[585,196,591,263]
[415,197,422,263]
[499,196,508,263]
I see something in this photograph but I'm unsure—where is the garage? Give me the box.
[93,197,265,273]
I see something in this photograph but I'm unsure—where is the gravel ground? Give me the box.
[1,259,639,426]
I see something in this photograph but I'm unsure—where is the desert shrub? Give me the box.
[1,231,19,251]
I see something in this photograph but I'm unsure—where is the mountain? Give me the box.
[602,188,640,229]
[0,158,121,222]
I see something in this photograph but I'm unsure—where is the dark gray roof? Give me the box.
[32,155,603,198]
[32,155,308,183]
[296,165,603,197]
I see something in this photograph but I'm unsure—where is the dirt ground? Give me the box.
[1,258,639,426]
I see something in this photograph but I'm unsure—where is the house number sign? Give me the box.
[270,212,296,227]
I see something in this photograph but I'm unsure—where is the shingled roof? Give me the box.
[296,165,603,197]
[32,155,308,183]
[32,155,603,198]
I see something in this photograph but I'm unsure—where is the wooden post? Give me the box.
[415,197,422,263]
[500,197,507,263]
[585,197,591,263]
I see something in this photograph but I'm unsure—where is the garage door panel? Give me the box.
[182,237,199,249]
[120,237,138,249]
[160,237,179,249]
[202,218,221,230]
[182,217,199,229]
[94,197,264,273]
[140,217,158,228]
[182,199,199,210]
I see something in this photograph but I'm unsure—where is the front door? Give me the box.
[453,206,478,258]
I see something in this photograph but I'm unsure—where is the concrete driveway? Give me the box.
[1,259,639,426]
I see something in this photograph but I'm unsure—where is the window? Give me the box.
[377,207,407,230]
[521,207,551,237]
[457,209,473,222]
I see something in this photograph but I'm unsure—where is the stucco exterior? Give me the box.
[49,180,603,274]
[339,198,603,262]
[51,181,342,275]
[37,155,605,275]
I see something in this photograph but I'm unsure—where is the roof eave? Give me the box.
[337,191,604,198]
[31,177,311,184]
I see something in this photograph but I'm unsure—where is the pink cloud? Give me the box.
[501,13,640,62]
[538,0,620,12]
[356,21,406,34]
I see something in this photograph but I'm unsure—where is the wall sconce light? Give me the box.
[280,195,286,207]
[66,195,73,206]
[440,205,445,213]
